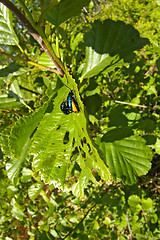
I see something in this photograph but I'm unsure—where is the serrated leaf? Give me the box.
[81,19,149,79]
[0,126,13,158]
[0,3,19,45]
[9,97,52,158]
[42,0,90,26]
[6,138,31,184]
[100,135,152,184]
[5,97,53,184]
[31,86,110,194]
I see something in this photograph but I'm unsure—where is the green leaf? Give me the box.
[38,52,56,68]
[1,126,13,158]
[9,97,52,158]
[0,94,23,109]
[42,0,90,26]
[6,138,31,184]
[28,183,43,201]
[141,198,153,211]
[154,138,160,154]
[11,198,26,220]
[81,19,149,79]
[31,86,110,195]
[0,62,21,77]
[100,134,152,184]
[83,93,102,115]
[21,167,32,183]
[0,80,27,110]
[0,3,19,45]
[156,0,160,6]
[72,167,98,198]
[5,96,53,183]
[70,32,84,51]
[128,195,141,207]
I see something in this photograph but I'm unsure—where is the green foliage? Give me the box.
[100,134,152,184]
[0,3,19,45]
[81,19,149,79]
[42,0,90,26]
[0,0,159,239]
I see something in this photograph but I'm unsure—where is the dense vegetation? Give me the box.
[0,0,160,239]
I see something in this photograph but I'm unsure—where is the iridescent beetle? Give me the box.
[60,90,80,115]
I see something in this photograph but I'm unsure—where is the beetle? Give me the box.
[60,90,80,115]
[67,90,80,113]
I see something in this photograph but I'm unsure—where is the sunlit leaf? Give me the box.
[11,198,26,220]
[100,134,152,184]
[128,195,141,207]
[72,167,98,197]
[0,94,23,109]
[28,183,43,201]
[0,3,19,45]
[6,138,31,184]
[5,96,53,183]
[31,86,110,194]
[81,19,149,79]
[38,52,56,68]
[9,97,52,158]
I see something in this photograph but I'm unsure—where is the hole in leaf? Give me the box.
[56,125,61,130]
[87,143,91,153]
[71,147,79,161]
[81,139,83,147]
[63,131,69,144]
[72,138,75,147]
[78,146,86,158]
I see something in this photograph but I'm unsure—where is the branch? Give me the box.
[0,0,65,75]
[19,85,42,96]
[62,203,96,239]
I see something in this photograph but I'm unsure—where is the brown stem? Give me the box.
[0,0,64,75]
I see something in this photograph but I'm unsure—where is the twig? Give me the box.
[114,100,148,109]
[136,233,160,239]
[19,85,42,96]
[62,203,96,239]
[126,211,133,240]
[141,206,148,226]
